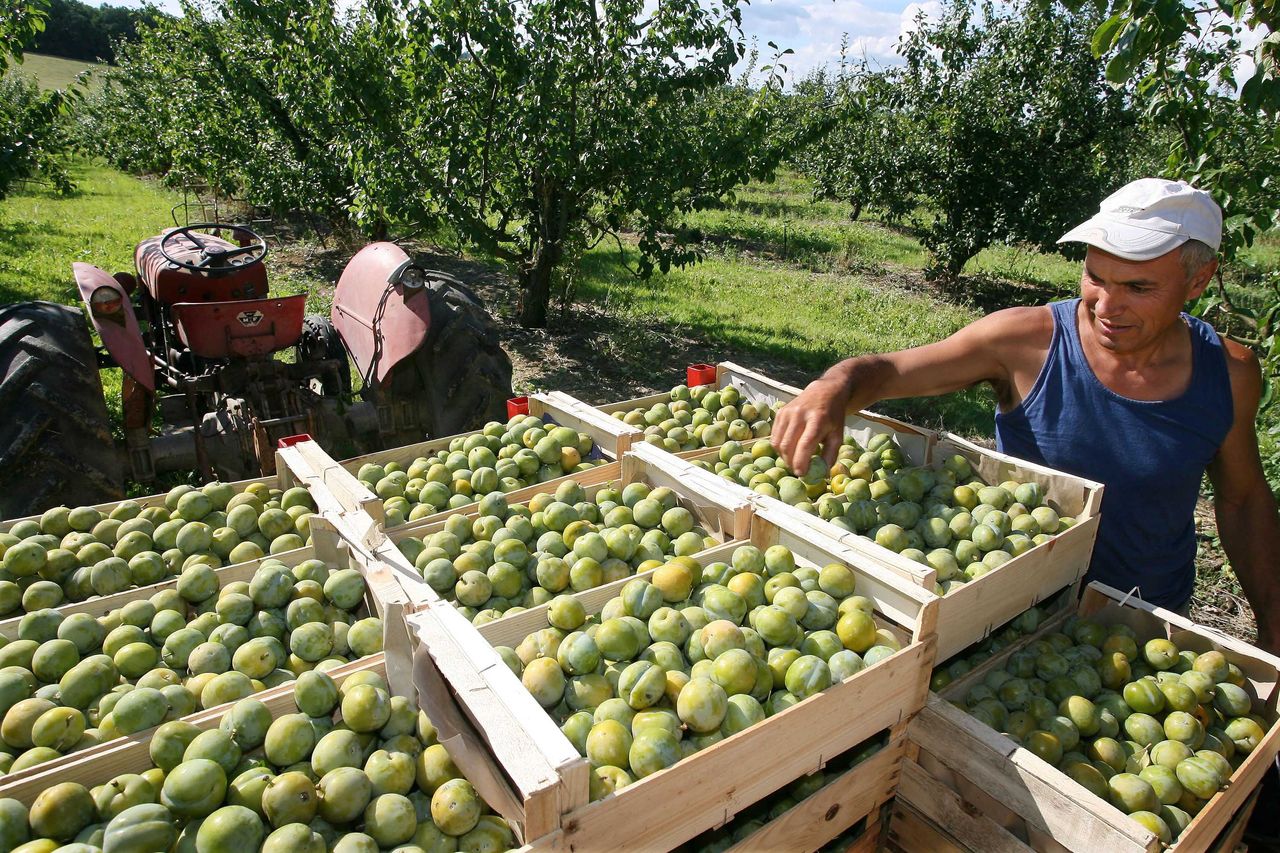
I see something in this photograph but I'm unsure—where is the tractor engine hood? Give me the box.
[331,242,432,385]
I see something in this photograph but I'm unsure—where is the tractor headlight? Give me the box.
[90,285,123,317]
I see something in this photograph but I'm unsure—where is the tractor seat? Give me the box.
[172,294,307,359]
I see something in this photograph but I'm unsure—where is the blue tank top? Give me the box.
[995,298,1233,608]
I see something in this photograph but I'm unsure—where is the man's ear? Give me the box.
[1188,257,1218,301]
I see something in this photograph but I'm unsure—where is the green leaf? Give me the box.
[1092,13,1128,57]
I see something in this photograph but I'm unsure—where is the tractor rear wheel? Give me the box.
[0,302,124,518]
[376,279,514,446]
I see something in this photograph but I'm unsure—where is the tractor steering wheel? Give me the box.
[160,223,269,273]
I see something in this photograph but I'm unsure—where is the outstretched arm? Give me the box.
[1206,341,1280,654]
[772,307,1044,472]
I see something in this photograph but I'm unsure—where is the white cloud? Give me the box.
[737,0,939,83]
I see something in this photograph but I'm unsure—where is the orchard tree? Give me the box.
[392,0,789,327]
[798,0,1138,281]
[902,0,1141,279]
[793,62,916,224]
[0,0,47,70]
[93,0,788,327]
[1,0,76,199]
[91,0,402,230]
[1091,0,1280,263]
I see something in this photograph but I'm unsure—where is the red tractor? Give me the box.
[0,223,513,517]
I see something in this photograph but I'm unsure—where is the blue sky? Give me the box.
[92,0,937,80]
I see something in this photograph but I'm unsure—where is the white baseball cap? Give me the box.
[1058,178,1222,261]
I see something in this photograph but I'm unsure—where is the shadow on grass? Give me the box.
[0,220,86,305]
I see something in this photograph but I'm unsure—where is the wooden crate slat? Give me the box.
[885,800,976,853]
[409,603,589,842]
[908,695,1158,852]
[896,758,1034,853]
[538,391,643,456]
[623,443,752,541]
[721,735,907,853]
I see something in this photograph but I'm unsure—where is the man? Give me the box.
[773,178,1280,654]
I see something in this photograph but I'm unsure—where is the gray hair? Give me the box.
[1179,239,1217,280]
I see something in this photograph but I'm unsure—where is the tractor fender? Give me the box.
[74,262,155,391]
[331,242,431,385]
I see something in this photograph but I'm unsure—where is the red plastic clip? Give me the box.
[277,434,314,448]
[687,363,717,387]
[507,396,530,418]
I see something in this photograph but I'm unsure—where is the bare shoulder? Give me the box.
[967,305,1055,350]
[1218,335,1262,408]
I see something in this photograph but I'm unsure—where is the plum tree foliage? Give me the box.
[90,0,790,327]
[796,0,1139,282]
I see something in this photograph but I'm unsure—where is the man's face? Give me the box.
[1078,246,1215,354]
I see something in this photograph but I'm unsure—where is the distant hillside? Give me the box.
[30,0,164,64]
[11,52,106,90]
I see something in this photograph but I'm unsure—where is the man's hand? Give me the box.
[774,375,854,474]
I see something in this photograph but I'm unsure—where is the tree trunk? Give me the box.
[518,252,555,328]
[518,178,571,328]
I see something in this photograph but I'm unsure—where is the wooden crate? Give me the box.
[726,432,1104,663]
[405,499,939,850]
[0,517,392,794]
[888,748,1263,853]
[0,510,398,642]
[0,440,355,629]
[0,652,387,804]
[360,446,756,617]
[904,582,1280,853]
[314,392,639,521]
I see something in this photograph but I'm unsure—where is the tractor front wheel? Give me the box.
[376,279,514,446]
[0,302,124,518]
[296,314,352,397]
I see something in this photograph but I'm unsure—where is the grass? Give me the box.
[9,52,106,91]
[574,243,994,434]
[0,160,180,305]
